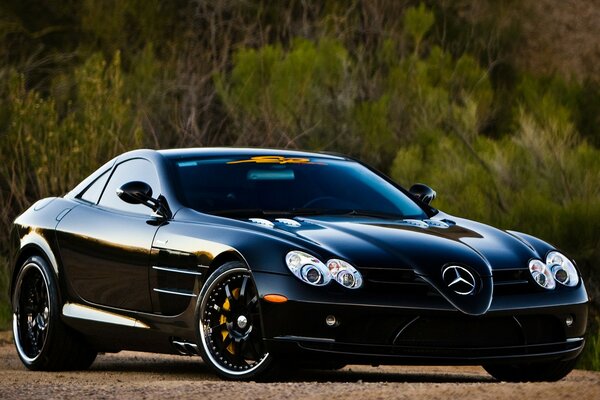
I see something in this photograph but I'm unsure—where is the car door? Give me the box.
[56,158,162,312]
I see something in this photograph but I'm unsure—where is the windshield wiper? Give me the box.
[291,208,404,219]
[210,209,295,217]
[209,209,266,217]
[336,209,405,219]
[210,208,405,219]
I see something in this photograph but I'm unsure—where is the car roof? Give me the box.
[156,147,349,161]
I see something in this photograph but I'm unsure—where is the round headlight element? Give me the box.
[302,265,323,284]
[327,259,363,289]
[546,251,579,287]
[529,259,555,290]
[285,251,331,286]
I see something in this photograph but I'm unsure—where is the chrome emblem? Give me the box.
[442,265,477,295]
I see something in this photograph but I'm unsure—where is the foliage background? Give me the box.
[0,0,598,369]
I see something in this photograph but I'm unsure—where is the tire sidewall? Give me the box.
[194,261,273,380]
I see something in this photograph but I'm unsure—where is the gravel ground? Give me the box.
[0,332,599,400]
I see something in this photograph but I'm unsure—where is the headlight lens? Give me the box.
[529,259,555,290]
[546,251,579,287]
[285,251,331,286]
[327,259,363,289]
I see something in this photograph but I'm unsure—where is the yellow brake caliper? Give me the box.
[220,288,240,354]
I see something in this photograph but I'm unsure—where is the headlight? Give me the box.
[546,251,579,287]
[529,259,555,290]
[327,259,363,289]
[285,251,331,286]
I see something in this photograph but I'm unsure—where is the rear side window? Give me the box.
[98,158,160,215]
[79,170,110,204]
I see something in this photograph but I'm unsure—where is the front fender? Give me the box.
[506,230,558,260]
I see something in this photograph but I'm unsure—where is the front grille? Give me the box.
[361,268,435,296]
[492,268,533,295]
[361,267,535,296]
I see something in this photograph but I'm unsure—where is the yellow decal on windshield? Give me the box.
[227,156,314,165]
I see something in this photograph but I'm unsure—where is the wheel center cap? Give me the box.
[237,315,248,329]
[35,314,47,330]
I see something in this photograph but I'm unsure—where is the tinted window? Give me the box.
[99,158,160,215]
[169,156,426,218]
[79,170,110,204]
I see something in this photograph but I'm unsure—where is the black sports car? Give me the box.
[10,148,588,381]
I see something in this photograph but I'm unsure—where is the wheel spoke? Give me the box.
[239,276,249,302]
[222,333,233,349]
[248,337,262,360]
[22,304,37,314]
[210,321,227,330]
[247,295,258,309]
[224,284,235,307]
[235,340,247,363]
[35,325,44,346]
[36,278,45,305]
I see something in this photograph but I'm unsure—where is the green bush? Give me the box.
[216,38,355,150]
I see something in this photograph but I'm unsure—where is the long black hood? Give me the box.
[264,214,545,315]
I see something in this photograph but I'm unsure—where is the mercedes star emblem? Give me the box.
[442,265,477,295]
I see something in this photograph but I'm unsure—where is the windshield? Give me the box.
[168,155,428,219]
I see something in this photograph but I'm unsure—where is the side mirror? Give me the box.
[409,183,436,205]
[117,181,153,205]
[117,181,172,219]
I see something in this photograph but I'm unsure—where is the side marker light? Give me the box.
[263,294,288,303]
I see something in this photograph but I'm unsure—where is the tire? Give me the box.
[12,255,97,371]
[483,358,579,382]
[195,261,274,380]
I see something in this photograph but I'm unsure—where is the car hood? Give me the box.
[288,215,538,273]
[255,213,543,316]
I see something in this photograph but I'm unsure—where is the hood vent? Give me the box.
[402,219,430,228]
[423,219,450,229]
[275,218,301,227]
[401,219,450,229]
[248,218,274,228]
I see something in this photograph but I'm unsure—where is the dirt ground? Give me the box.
[0,332,599,400]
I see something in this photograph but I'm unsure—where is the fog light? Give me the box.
[565,315,574,327]
[325,315,338,327]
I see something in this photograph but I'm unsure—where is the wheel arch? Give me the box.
[11,241,59,300]
[207,250,247,280]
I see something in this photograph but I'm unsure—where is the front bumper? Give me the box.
[253,271,589,365]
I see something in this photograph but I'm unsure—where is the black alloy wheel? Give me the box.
[14,261,50,362]
[196,262,273,379]
[12,255,97,370]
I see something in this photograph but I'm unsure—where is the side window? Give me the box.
[98,158,160,215]
[79,170,110,204]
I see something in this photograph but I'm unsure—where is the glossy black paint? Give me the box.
[10,148,589,366]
